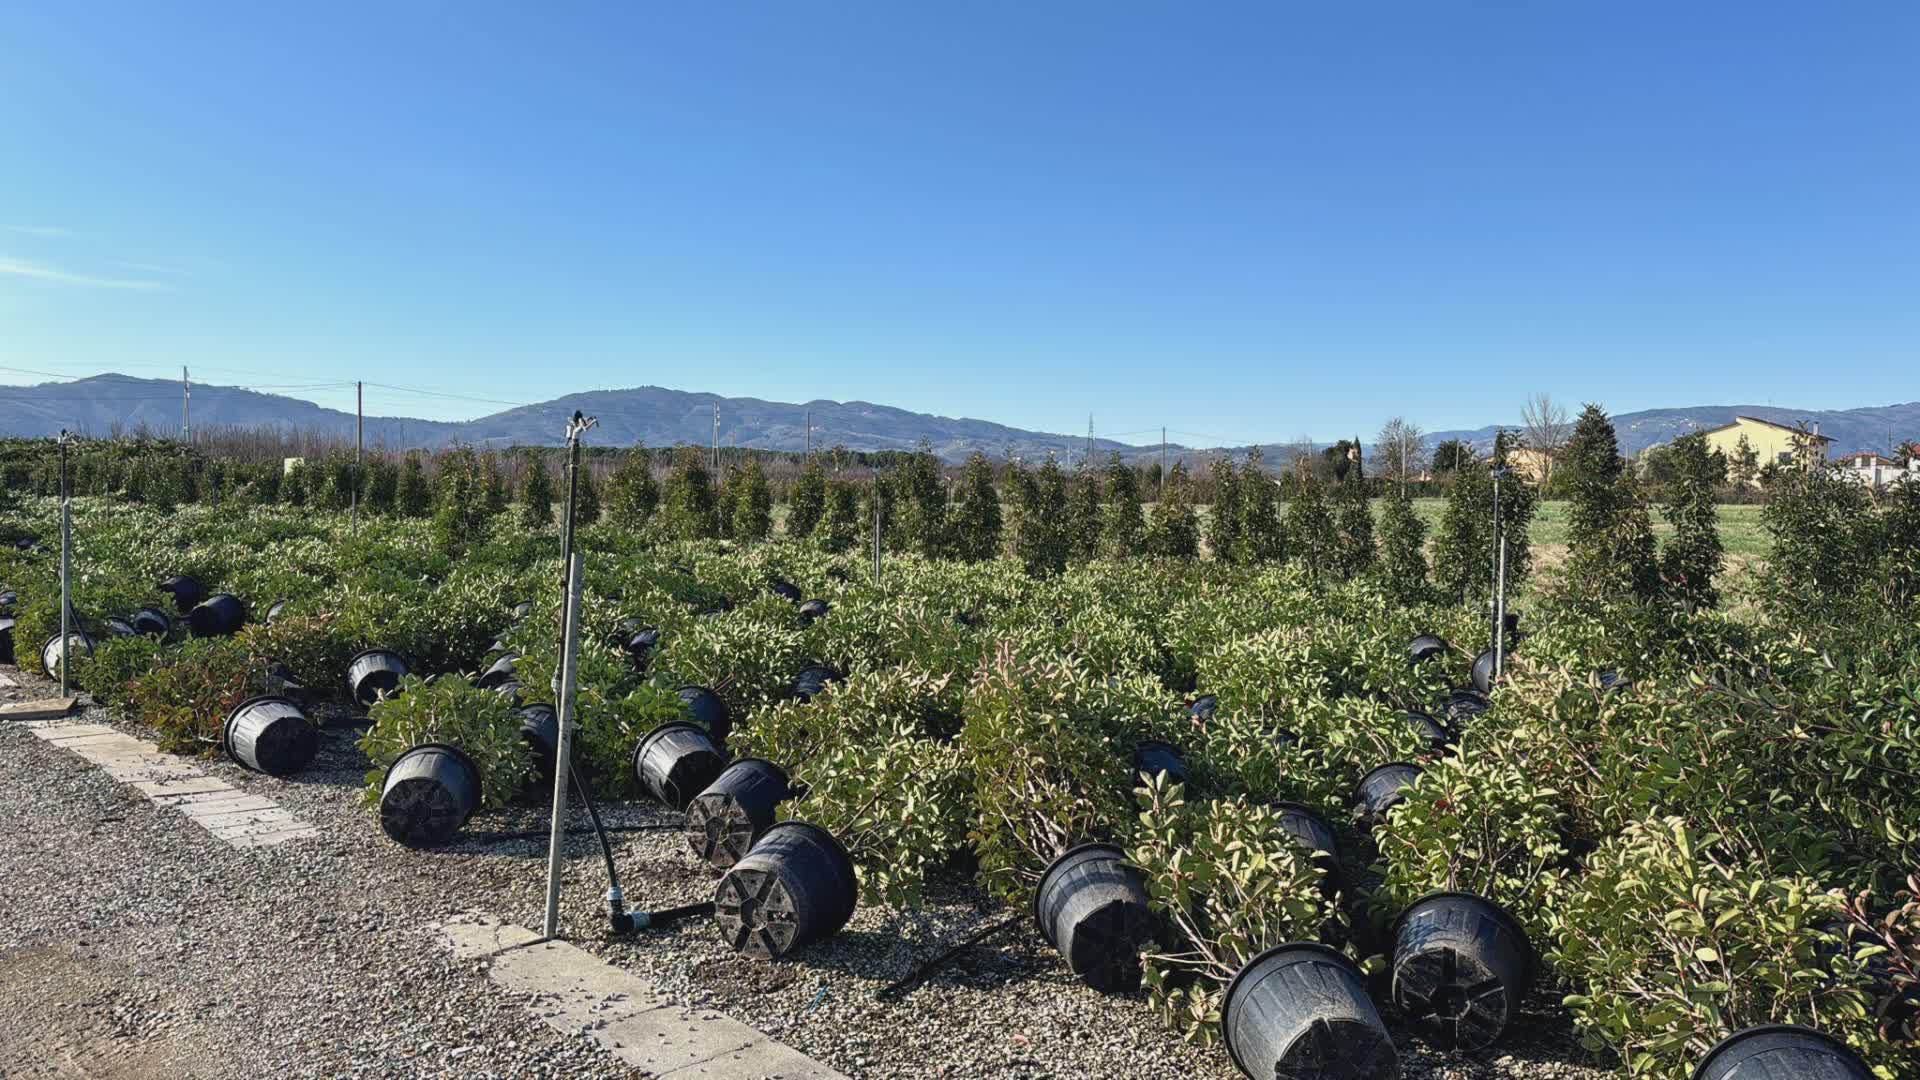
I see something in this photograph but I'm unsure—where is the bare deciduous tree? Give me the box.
[1374,417,1428,491]
[1521,393,1571,486]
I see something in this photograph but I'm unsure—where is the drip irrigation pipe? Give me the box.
[875,913,1026,1001]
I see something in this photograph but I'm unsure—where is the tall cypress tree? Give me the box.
[732,457,773,542]
[1661,431,1724,609]
[1145,462,1199,560]
[786,457,828,539]
[1100,451,1145,557]
[893,444,949,556]
[1377,490,1428,601]
[1561,405,1659,602]
[1206,456,1244,563]
[519,451,555,529]
[949,453,1003,561]
[607,445,659,527]
[660,445,719,539]
[1232,452,1286,563]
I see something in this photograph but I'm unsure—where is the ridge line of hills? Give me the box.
[2,373,1913,463]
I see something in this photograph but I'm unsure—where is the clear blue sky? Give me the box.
[3,2,1914,445]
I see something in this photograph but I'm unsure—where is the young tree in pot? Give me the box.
[730,668,968,904]
[1370,738,1567,1051]
[959,646,1141,989]
[1131,775,1353,1047]
[358,675,532,847]
[1549,816,1900,1080]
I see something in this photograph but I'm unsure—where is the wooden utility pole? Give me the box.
[1086,414,1093,465]
[1161,426,1167,497]
[181,367,190,442]
[711,407,719,474]
[805,409,812,456]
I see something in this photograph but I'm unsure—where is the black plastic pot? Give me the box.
[266,598,292,624]
[510,600,532,621]
[1693,1026,1873,1080]
[105,617,137,638]
[489,679,525,705]
[1402,710,1453,751]
[0,588,17,610]
[1354,762,1423,823]
[789,664,840,704]
[188,593,247,638]
[1597,670,1632,694]
[769,577,802,603]
[1273,801,1341,871]
[797,598,831,626]
[129,607,171,637]
[632,720,728,811]
[347,648,410,707]
[1033,842,1156,993]
[1221,942,1399,1080]
[378,743,481,848]
[622,626,661,671]
[1471,649,1497,695]
[676,685,732,745]
[158,575,204,616]
[517,703,567,785]
[686,758,791,869]
[476,653,519,691]
[1391,892,1533,1052]
[713,821,858,960]
[40,631,94,680]
[1133,740,1188,787]
[1188,694,1218,721]
[0,617,14,665]
[1408,634,1449,665]
[223,695,319,776]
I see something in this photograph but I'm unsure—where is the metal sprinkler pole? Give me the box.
[1491,467,1502,649]
[872,503,882,586]
[1494,535,1509,682]
[58,431,72,699]
[543,550,585,938]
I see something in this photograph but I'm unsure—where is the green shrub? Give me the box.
[1370,738,1570,942]
[958,645,1133,903]
[359,675,531,811]
[1133,776,1343,1043]
[76,635,166,705]
[122,638,268,753]
[1551,816,1898,1078]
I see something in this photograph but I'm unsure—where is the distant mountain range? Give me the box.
[2,372,1914,463]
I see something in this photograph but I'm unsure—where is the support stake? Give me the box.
[544,551,585,938]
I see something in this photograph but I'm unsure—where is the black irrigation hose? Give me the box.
[875,913,1027,1001]
[567,759,622,897]
[463,823,681,843]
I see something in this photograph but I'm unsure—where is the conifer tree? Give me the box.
[949,453,1003,562]
[1206,457,1244,563]
[1284,475,1338,572]
[1145,462,1200,560]
[785,457,827,539]
[659,446,720,539]
[1378,490,1429,601]
[519,451,555,529]
[731,457,773,542]
[1561,405,1659,601]
[1231,452,1286,563]
[893,444,949,556]
[1066,467,1103,561]
[816,474,860,552]
[1660,431,1724,610]
[1100,451,1145,558]
[606,445,659,528]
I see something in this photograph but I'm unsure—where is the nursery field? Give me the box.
[0,490,1915,1080]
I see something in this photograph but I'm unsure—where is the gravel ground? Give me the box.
[0,666,1618,1079]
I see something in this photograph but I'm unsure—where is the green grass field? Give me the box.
[1399,498,1768,557]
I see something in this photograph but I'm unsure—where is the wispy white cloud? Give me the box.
[0,255,168,291]
[112,259,192,276]
[5,224,72,237]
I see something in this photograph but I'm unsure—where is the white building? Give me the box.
[1837,452,1918,490]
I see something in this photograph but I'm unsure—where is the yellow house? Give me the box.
[1699,416,1831,479]
[1508,447,1553,484]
